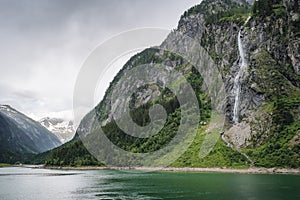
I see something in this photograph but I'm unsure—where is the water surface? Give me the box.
[0,167,299,200]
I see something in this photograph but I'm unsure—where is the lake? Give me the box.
[0,167,299,200]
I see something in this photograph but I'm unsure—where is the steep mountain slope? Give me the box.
[0,105,61,163]
[38,0,299,168]
[168,0,300,167]
[39,117,75,143]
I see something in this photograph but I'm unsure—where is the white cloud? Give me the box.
[0,0,202,121]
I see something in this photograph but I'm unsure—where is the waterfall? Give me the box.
[233,31,246,123]
[232,16,251,124]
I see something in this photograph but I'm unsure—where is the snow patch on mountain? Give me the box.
[39,117,75,143]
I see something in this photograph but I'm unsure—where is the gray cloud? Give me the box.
[0,0,201,120]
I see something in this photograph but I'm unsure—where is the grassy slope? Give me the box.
[171,128,249,168]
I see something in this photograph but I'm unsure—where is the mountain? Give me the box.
[0,105,61,163]
[36,0,300,168]
[39,117,75,143]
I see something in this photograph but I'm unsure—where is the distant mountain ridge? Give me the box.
[0,105,61,163]
[39,117,75,143]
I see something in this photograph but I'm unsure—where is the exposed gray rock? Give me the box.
[224,121,251,148]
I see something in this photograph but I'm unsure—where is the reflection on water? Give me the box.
[0,167,300,200]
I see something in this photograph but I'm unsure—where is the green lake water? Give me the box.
[0,167,299,200]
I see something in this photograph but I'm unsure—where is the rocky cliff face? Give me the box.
[224,0,299,148]
[167,0,299,150]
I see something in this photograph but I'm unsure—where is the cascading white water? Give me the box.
[232,31,247,124]
[232,16,251,124]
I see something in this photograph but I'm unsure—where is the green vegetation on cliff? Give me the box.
[181,0,251,25]
[244,95,300,168]
[171,129,250,168]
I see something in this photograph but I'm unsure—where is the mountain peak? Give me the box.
[0,105,61,163]
[39,117,75,143]
[0,104,16,111]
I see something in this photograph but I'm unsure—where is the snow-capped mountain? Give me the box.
[39,117,75,143]
[0,105,61,163]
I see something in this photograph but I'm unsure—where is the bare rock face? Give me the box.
[193,0,299,147]
[225,122,251,148]
[225,105,273,148]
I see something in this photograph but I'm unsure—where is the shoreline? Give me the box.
[40,165,300,175]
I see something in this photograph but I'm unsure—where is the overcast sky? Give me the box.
[0,0,201,120]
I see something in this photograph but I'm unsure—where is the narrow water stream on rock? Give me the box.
[233,31,247,124]
[232,16,251,124]
[229,17,254,166]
